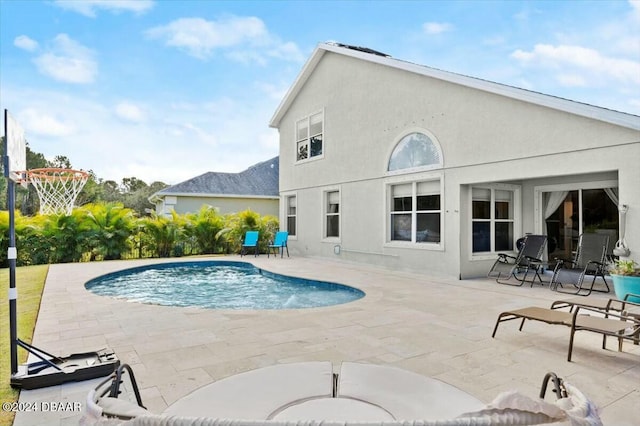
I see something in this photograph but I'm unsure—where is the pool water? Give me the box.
[85,261,365,310]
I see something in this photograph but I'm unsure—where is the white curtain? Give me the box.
[604,187,618,206]
[542,191,569,260]
[544,191,569,230]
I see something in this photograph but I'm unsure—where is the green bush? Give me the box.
[0,204,279,265]
[184,206,225,254]
[81,203,136,260]
[218,210,280,254]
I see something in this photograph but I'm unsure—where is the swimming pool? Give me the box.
[85,261,365,310]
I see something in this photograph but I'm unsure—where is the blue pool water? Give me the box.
[85,261,365,310]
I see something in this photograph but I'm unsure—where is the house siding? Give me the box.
[277,47,640,279]
[161,196,279,217]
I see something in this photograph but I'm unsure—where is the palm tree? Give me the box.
[184,206,225,254]
[82,202,136,260]
[139,211,184,258]
[39,210,88,263]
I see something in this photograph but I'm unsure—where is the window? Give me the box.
[296,111,323,162]
[325,190,339,238]
[286,195,296,237]
[388,132,442,172]
[472,187,516,253]
[390,180,441,243]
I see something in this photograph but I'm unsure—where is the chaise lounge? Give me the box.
[492,298,640,361]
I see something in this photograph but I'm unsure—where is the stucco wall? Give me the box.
[278,50,640,278]
[164,196,279,217]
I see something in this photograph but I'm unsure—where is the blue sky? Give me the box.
[1,0,639,185]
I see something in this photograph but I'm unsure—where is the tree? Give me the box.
[76,171,103,206]
[39,210,88,263]
[140,211,184,258]
[82,202,136,260]
[185,206,225,254]
[51,155,72,169]
[121,177,147,193]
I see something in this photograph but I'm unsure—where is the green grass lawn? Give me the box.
[0,265,49,425]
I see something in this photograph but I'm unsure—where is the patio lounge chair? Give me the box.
[83,362,602,425]
[492,299,640,361]
[550,233,610,296]
[487,234,547,285]
[550,294,640,350]
[240,231,259,257]
[268,231,289,258]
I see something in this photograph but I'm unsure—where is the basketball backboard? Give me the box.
[4,109,27,182]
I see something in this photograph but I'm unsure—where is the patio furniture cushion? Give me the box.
[162,362,333,420]
[272,398,394,421]
[337,362,485,420]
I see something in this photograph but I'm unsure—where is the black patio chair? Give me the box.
[487,234,547,285]
[550,233,610,297]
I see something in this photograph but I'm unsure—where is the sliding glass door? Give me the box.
[543,188,618,261]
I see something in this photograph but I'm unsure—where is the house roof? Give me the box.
[269,42,640,131]
[150,156,279,201]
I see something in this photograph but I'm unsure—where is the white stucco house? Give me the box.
[149,157,279,217]
[269,42,640,279]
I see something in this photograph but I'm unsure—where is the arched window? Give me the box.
[388,132,442,172]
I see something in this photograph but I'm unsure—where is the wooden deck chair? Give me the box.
[268,231,289,258]
[550,233,610,296]
[487,234,547,285]
[492,300,640,361]
[240,231,259,257]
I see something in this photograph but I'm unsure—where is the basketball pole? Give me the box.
[7,167,18,375]
[4,108,19,374]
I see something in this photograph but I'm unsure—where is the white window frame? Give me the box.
[469,184,521,260]
[322,187,340,241]
[532,179,618,236]
[295,109,324,163]
[385,127,444,175]
[384,174,444,251]
[281,192,298,239]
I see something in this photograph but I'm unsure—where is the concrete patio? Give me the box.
[13,255,640,425]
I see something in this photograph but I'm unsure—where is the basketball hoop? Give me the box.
[26,168,89,215]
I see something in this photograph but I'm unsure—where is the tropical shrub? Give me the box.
[81,203,136,260]
[218,210,279,254]
[184,206,226,254]
[0,203,279,264]
[38,211,88,263]
[139,211,185,258]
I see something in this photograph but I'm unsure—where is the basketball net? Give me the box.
[26,168,89,215]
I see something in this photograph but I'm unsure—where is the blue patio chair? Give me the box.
[268,231,289,258]
[240,231,259,257]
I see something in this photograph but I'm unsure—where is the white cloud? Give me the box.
[145,16,267,59]
[115,102,146,123]
[19,108,75,137]
[511,44,640,86]
[54,0,154,18]
[14,35,39,52]
[630,0,640,21]
[265,41,306,63]
[33,34,97,84]
[1,84,280,184]
[422,22,453,35]
[556,74,587,87]
[145,15,303,64]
